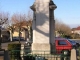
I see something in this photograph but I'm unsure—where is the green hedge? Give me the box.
[8,43,21,60]
[23,54,35,60]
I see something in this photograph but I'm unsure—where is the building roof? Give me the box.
[76,26,80,30]
[1,30,10,35]
[72,26,80,31]
[72,28,76,31]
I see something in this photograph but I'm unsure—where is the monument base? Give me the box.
[31,43,51,54]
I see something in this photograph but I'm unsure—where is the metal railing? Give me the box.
[8,50,70,60]
[2,45,80,60]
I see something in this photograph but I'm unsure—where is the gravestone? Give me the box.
[30,0,57,54]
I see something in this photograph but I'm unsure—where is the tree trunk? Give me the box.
[0,29,2,49]
[19,27,21,43]
[10,30,13,42]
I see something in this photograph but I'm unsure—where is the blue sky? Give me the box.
[0,0,80,28]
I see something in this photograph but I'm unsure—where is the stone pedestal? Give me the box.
[31,0,57,54]
[32,43,50,54]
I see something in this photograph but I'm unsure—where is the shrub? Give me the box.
[8,43,21,60]
[23,54,36,60]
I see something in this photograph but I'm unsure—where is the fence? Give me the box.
[8,50,70,60]
[2,48,80,60]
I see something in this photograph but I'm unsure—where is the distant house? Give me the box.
[12,26,29,41]
[71,26,80,35]
[55,31,60,37]
[9,20,32,41]
[1,28,10,42]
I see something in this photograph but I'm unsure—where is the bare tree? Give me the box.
[27,20,32,41]
[11,13,28,43]
[55,19,71,37]
[0,12,9,26]
[7,24,15,42]
[0,12,9,49]
[26,10,33,41]
[26,10,33,21]
[9,10,33,43]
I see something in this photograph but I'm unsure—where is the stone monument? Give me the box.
[30,0,57,54]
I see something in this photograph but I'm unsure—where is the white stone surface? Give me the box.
[33,0,50,43]
[35,0,50,3]
[32,43,50,54]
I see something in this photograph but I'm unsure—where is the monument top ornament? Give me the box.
[35,0,50,3]
[30,0,57,11]
[49,0,57,10]
[30,3,36,11]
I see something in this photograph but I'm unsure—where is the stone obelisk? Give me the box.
[30,0,57,54]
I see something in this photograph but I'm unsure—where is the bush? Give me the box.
[23,54,35,60]
[8,43,21,60]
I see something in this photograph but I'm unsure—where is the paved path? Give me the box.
[0,50,5,60]
[0,56,4,60]
[0,50,10,60]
